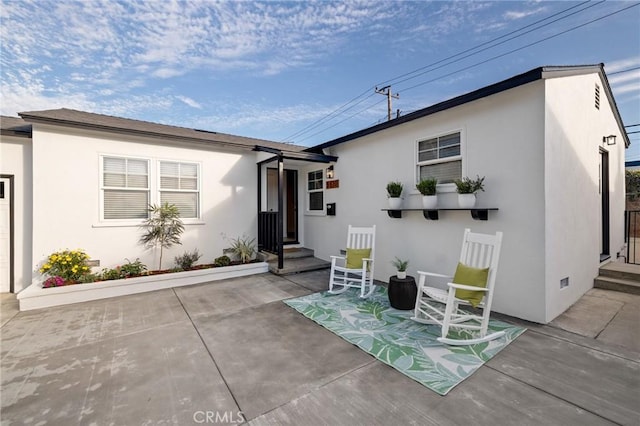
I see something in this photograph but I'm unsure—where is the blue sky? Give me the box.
[1,1,639,154]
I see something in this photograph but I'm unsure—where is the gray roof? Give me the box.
[16,108,305,152]
[0,116,32,137]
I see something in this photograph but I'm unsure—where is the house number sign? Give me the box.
[326,180,339,189]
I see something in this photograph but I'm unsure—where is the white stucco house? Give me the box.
[0,64,629,323]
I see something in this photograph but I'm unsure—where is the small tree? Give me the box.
[139,203,184,270]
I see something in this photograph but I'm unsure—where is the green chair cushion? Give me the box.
[453,262,489,307]
[345,248,372,270]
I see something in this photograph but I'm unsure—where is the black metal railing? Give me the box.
[625,210,640,264]
[258,212,278,253]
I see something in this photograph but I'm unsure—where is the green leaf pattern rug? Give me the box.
[284,287,525,395]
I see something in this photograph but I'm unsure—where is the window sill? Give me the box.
[93,220,206,228]
[304,211,326,217]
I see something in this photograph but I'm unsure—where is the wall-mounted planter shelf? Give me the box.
[381,207,498,221]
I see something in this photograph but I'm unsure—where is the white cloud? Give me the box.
[176,96,202,109]
[503,7,546,21]
[0,0,403,116]
[606,57,640,74]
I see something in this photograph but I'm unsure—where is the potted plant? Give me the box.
[392,257,409,279]
[454,175,485,208]
[416,177,438,209]
[386,181,403,209]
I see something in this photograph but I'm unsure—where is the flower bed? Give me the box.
[18,261,269,311]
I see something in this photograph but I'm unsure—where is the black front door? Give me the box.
[266,168,298,244]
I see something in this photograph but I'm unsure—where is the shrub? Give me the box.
[175,249,202,270]
[100,267,122,281]
[214,255,231,267]
[39,249,91,281]
[120,258,147,277]
[100,258,147,281]
[228,236,256,264]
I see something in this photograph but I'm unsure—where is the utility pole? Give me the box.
[375,85,399,121]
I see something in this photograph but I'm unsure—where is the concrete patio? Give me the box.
[1,270,638,425]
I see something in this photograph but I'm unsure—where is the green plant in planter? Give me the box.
[416,177,438,196]
[214,255,231,267]
[386,181,403,198]
[119,258,148,277]
[454,175,485,194]
[228,235,256,264]
[174,249,202,270]
[391,257,409,272]
[139,203,184,270]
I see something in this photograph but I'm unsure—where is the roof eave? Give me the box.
[18,113,258,152]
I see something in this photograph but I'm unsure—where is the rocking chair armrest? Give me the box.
[417,271,454,280]
[330,255,346,261]
[362,258,373,263]
[446,282,489,292]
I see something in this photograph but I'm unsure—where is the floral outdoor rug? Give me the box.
[284,287,526,395]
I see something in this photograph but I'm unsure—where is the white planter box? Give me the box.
[17,262,269,311]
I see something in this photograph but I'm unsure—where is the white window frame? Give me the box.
[415,130,464,192]
[157,160,201,220]
[99,155,151,222]
[97,154,203,226]
[306,168,325,215]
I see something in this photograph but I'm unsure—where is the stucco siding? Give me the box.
[0,136,33,292]
[307,81,548,322]
[31,124,258,277]
[544,74,626,322]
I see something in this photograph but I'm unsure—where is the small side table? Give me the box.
[388,275,417,310]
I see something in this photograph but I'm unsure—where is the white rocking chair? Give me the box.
[328,225,376,298]
[412,228,504,346]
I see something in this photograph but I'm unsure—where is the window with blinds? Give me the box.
[417,132,462,184]
[102,156,150,219]
[159,161,199,218]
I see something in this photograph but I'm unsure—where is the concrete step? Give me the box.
[268,256,331,275]
[598,262,640,282]
[593,276,640,295]
[259,247,315,262]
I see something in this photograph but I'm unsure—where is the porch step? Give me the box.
[260,248,331,275]
[259,247,315,262]
[268,256,331,275]
[593,262,640,295]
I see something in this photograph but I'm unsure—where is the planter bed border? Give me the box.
[17,262,269,311]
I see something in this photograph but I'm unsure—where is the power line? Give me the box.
[610,66,640,76]
[398,2,640,94]
[289,2,639,144]
[380,1,602,90]
[296,98,387,144]
[282,0,597,143]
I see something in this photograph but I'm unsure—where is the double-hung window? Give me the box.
[102,156,150,219]
[307,169,324,212]
[416,131,462,184]
[159,161,200,218]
